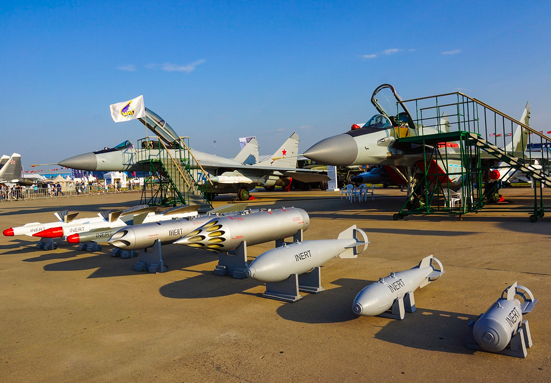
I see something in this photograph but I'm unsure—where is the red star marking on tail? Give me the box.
[282,149,287,156]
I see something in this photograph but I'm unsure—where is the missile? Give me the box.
[3,210,88,237]
[67,228,122,244]
[108,203,249,250]
[65,205,200,244]
[472,282,537,353]
[352,255,444,317]
[32,210,130,239]
[173,207,310,252]
[247,225,368,282]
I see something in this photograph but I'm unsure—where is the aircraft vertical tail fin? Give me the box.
[505,102,531,153]
[0,153,22,180]
[0,155,10,170]
[233,137,259,164]
[256,132,299,168]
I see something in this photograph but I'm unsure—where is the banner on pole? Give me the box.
[110,95,145,123]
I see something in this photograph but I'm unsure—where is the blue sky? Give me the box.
[1,0,550,169]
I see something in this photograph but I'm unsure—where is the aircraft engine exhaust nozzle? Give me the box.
[66,234,80,243]
[352,255,444,317]
[246,225,368,283]
[472,282,537,353]
[303,134,359,166]
[3,228,14,236]
[33,227,64,238]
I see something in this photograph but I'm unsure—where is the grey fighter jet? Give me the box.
[59,108,327,200]
[0,153,41,186]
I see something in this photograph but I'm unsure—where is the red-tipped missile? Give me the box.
[66,234,80,243]
[33,227,64,238]
[3,228,14,236]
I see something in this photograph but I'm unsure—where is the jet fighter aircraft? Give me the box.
[304,84,531,195]
[59,108,327,200]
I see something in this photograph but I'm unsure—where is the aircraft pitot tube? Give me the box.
[247,225,368,283]
[352,255,444,318]
[472,282,537,354]
[174,208,310,252]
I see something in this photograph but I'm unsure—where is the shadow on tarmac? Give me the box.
[372,308,477,355]
[275,277,372,324]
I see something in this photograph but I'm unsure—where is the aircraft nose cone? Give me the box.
[352,302,363,315]
[58,152,98,171]
[304,134,358,166]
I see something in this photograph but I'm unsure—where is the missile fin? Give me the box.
[162,204,201,215]
[121,205,158,216]
[132,212,150,225]
[338,225,369,258]
[418,255,444,288]
[109,210,123,223]
[208,203,248,214]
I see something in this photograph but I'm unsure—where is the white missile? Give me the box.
[247,225,368,282]
[174,208,310,252]
[352,255,444,317]
[3,210,93,237]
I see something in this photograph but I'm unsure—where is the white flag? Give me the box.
[109,95,146,123]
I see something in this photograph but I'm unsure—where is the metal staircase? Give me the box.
[134,108,213,209]
[392,90,551,221]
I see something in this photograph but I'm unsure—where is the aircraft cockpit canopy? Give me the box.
[139,108,182,148]
[371,84,415,130]
[362,114,392,130]
[95,140,134,154]
[114,140,133,150]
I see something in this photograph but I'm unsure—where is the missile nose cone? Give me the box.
[58,152,98,171]
[67,234,80,243]
[3,228,14,236]
[304,134,358,166]
[108,229,133,249]
[33,227,63,238]
[246,266,255,279]
[352,302,363,315]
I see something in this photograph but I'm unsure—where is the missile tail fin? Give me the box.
[418,255,444,288]
[338,225,369,258]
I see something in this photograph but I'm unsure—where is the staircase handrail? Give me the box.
[177,137,214,186]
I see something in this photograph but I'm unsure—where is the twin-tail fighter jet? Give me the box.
[304,84,531,196]
[0,153,44,186]
[59,108,327,200]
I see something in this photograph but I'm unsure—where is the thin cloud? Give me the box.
[117,64,137,72]
[299,125,314,131]
[362,54,377,59]
[383,48,400,55]
[160,59,206,73]
[442,49,461,55]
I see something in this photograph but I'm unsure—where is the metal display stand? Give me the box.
[379,292,416,320]
[214,241,249,279]
[77,241,102,252]
[36,238,57,250]
[132,240,168,273]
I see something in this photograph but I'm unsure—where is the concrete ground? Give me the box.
[0,188,550,382]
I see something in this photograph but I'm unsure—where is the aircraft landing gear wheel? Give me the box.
[529,215,538,223]
[238,188,250,201]
[393,214,404,220]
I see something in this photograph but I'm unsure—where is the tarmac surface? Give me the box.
[0,187,550,382]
